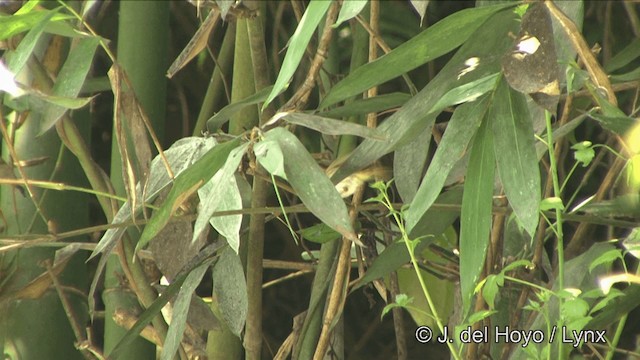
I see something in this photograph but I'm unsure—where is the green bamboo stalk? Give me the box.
[244,3,275,357]
[193,21,236,136]
[206,17,255,360]
[103,1,170,358]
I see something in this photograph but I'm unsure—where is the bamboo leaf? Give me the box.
[459,116,495,314]
[29,92,94,109]
[393,125,430,203]
[160,262,211,360]
[108,64,153,220]
[320,3,514,109]
[492,78,540,237]
[136,138,242,252]
[405,95,490,233]
[194,143,248,253]
[6,8,58,75]
[318,92,410,119]
[40,35,100,133]
[264,0,331,108]
[92,137,217,258]
[254,139,286,179]
[212,248,248,337]
[166,10,219,78]
[262,128,357,242]
[89,137,217,316]
[329,8,519,184]
[0,9,72,40]
[206,86,272,132]
[334,0,368,27]
[280,112,387,140]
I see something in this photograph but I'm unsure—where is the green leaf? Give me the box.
[160,261,211,360]
[430,73,500,113]
[206,86,272,132]
[561,298,590,323]
[212,248,248,337]
[329,7,519,184]
[492,78,540,237]
[482,274,502,309]
[6,8,58,75]
[588,249,623,272]
[393,125,430,203]
[41,36,100,133]
[571,141,596,167]
[264,0,331,109]
[502,259,534,273]
[31,92,94,109]
[334,0,368,27]
[280,112,387,140]
[195,143,248,253]
[405,95,490,232]
[320,3,514,108]
[459,116,495,314]
[605,38,640,73]
[263,128,357,242]
[539,197,564,211]
[254,139,286,179]
[318,92,410,119]
[0,9,72,40]
[300,223,341,244]
[137,138,242,252]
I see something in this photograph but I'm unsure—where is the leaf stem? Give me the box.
[377,183,460,360]
[545,110,565,358]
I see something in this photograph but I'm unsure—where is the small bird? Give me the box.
[325,156,391,198]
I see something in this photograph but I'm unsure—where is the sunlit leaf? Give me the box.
[6,8,58,75]
[0,9,72,40]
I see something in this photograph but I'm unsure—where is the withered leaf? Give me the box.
[502,3,560,112]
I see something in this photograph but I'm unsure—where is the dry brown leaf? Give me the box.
[167,10,220,79]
